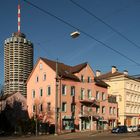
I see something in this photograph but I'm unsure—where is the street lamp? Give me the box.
[55,59,59,135]
[70,31,80,38]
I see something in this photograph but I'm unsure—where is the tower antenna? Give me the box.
[18,0,21,32]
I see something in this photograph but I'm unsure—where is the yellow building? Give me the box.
[97,66,140,126]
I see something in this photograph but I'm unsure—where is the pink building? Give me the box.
[27,57,118,133]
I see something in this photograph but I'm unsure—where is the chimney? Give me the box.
[123,70,128,75]
[112,66,117,73]
[96,70,101,77]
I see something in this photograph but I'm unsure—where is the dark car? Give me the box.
[111,125,127,133]
[138,125,140,132]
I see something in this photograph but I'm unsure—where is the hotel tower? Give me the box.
[4,2,33,96]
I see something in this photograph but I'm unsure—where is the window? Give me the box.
[87,76,91,83]
[81,75,84,82]
[47,86,51,96]
[36,76,39,82]
[62,102,66,112]
[102,106,105,114]
[43,73,46,81]
[32,90,35,98]
[62,120,74,130]
[71,103,75,112]
[88,107,92,112]
[62,85,66,95]
[81,105,84,115]
[96,107,100,114]
[87,89,92,99]
[113,107,116,114]
[39,63,43,70]
[102,92,106,100]
[96,91,100,100]
[39,104,43,112]
[40,88,43,97]
[47,102,51,111]
[109,107,113,114]
[71,86,75,96]
[32,105,36,112]
[81,88,85,100]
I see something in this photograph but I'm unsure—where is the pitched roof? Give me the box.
[0,93,14,101]
[41,57,87,81]
[71,62,87,73]
[98,71,140,82]
[0,92,21,101]
[94,77,109,88]
[98,71,123,80]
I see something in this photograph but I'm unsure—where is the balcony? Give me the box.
[79,96,99,107]
[79,109,99,120]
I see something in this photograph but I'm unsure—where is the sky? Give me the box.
[1,0,140,85]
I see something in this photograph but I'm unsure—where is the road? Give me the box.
[0,132,140,140]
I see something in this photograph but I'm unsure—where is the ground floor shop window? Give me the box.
[62,119,74,130]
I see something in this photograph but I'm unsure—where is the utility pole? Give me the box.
[35,104,38,136]
[55,59,59,135]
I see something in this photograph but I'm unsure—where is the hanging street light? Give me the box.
[70,31,80,38]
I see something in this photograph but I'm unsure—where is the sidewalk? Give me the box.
[26,130,109,140]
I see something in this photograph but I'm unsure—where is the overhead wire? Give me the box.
[70,0,140,50]
[22,0,140,67]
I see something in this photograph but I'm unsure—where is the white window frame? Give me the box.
[47,86,51,96]
[96,91,100,100]
[32,90,35,98]
[81,88,85,100]
[47,102,51,112]
[36,75,39,83]
[32,104,36,113]
[71,86,75,96]
[81,75,84,82]
[102,106,105,114]
[43,73,46,81]
[62,85,67,95]
[62,102,67,112]
[40,88,43,97]
[87,89,92,99]
[39,63,43,70]
[102,92,106,100]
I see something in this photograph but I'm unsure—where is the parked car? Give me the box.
[111,125,127,133]
[131,125,138,132]
[138,125,140,132]
[127,126,133,133]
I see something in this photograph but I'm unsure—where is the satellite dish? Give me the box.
[70,31,80,38]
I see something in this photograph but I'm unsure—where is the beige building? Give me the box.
[97,66,140,126]
[4,32,33,96]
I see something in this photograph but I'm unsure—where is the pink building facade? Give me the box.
[27,57,118,133]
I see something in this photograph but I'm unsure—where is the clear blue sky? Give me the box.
[0,0,140,85]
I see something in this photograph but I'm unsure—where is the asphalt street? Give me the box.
[0,131,140,140]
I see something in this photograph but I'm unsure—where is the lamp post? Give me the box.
[33,100,38,136]
[55,59,59,135]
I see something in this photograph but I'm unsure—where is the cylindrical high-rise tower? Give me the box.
[4,32,33,96]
